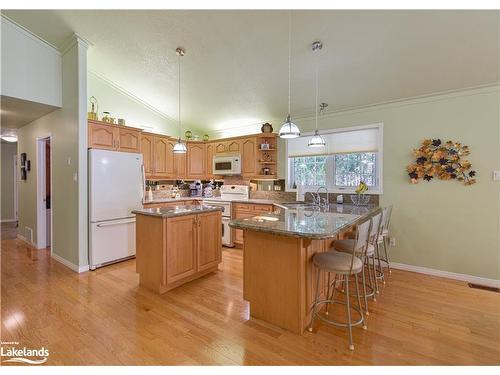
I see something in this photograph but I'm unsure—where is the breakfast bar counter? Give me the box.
[229,204,378,334]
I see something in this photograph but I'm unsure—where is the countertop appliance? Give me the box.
[203,185,249,247]
[213,154,241,175]
[189,180,202,197]
[89,149,144,270]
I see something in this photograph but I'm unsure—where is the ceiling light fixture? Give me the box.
[0,135,18,143]
[308,40,326,148]
[279,11,300,139]
[173,47,187,154]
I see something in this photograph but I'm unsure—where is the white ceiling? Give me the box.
[3,10,499,132]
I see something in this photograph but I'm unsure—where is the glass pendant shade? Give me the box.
[279,114,300,139]
[172,138,187,153]
[308,130,326,147]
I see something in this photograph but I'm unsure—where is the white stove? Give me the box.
[203,185,249,247]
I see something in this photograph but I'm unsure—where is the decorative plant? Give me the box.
[406,139,476,186]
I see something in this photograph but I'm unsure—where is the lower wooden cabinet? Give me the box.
[136,210,222,294]
[233,203,274,245]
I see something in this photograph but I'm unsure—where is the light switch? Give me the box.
[494,171,500,181]
[73,173,78,182]
[67,157,71,165]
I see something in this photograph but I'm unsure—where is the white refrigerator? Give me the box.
[89,149,144,270]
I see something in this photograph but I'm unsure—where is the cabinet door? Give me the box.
[153,136,171,178]
[215,141,227,154]
[233,210,255,244]
[227,140,241,153]
[187,143,206,179]
[241,137,257,177]
[166,215,197,284]
[141,134,154,176]
[174,152,187,179]
[205,143,215,179]
[197,212,222,271]
[88,122,117,150]
[117,128,141,153]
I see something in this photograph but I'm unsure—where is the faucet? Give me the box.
[315,186,329,209]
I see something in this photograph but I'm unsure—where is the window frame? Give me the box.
[285,123,383,195]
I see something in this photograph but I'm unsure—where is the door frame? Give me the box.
[13,153,18,221]
[36,135,53,251]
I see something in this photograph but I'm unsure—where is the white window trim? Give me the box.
[285,123,383,195]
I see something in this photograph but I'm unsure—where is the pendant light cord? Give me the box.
[288,10,292,117]
[178,53,181,138]
[315,52,319,132]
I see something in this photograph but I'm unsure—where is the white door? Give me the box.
[89,149,144,222]
[90,218,136,269]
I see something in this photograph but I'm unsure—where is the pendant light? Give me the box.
[279,11,300,139]
[173,47,187,154]
[308,40,326,148]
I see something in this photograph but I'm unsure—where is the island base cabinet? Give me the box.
[243,230,338,334]
[136,211,222,294]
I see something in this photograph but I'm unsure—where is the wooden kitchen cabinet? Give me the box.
[241,137,257,177]
[227,140,241,153]
[205,142,215,178]
[166,215,198,284]
[233,203,275,245]
[88,120,141,153]
[196,211,222,271]
[174,151,187,179]
[187,143,206,179]
[215,141,228,154]
[141,133,154,176]
[153,136,173,178]
[135,210,222,293]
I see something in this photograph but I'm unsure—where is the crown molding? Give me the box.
[60,33,92,55]
[1,14,60,54]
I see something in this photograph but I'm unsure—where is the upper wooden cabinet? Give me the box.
[141,133,154,175]
[88,120,141,153]
[153,136,173,178]
[174,151,187,179]
[187,143,206,179]
[205,143,215,179]
[241,137,257,177]
[227,140,241,153]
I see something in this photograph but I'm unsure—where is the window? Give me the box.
[289,152,378,190]
[286,124,383,193]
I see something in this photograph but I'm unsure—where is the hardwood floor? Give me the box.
[1,233,499,365]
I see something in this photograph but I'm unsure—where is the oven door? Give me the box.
[221,217,233,247]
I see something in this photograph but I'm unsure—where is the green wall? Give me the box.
[279,86,500,280]
[1,142,17,221]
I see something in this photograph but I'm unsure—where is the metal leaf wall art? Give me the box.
[406,139,476,186]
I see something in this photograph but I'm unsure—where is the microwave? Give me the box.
[213,154,241,175]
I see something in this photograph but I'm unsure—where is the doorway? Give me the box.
[36,136,52,250]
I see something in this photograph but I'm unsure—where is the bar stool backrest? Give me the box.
[369,209,382,245]
[353,217,372,257]
[381,205,393,234]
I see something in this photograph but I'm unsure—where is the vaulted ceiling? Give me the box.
[3,10,499,132]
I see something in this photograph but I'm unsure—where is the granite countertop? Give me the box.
[132,204,223,218]
[229,204,379,239]
[143,197,203,204]
[143,196,285,205]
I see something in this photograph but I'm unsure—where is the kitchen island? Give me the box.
[133,205,222,294]
[229,204,379,334]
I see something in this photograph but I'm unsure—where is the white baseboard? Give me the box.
[1,219,17,223]
[391,262,500,288]
[16,233,39,249]
[51,253,89,273]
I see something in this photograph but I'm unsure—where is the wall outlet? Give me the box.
[389,237,396,247]
[493,170,500,181]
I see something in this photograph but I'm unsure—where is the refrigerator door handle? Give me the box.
[96,218,136,228]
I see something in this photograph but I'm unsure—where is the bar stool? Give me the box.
[377,205,393,274]
[331,209,382,314]
[308,217,372,351]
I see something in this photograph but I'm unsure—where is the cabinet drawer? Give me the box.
[252,204,273,212]
[233,203,252,212]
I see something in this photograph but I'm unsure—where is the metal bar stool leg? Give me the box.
[344,274,354,350]
[308,267,322,332]
[361,262,369,315]
[366,256,376,301]
[354,273,367,330]
[375,242,385,285]
[383,236,391,274]
[325,272,332,316]
[371,254,380,295]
